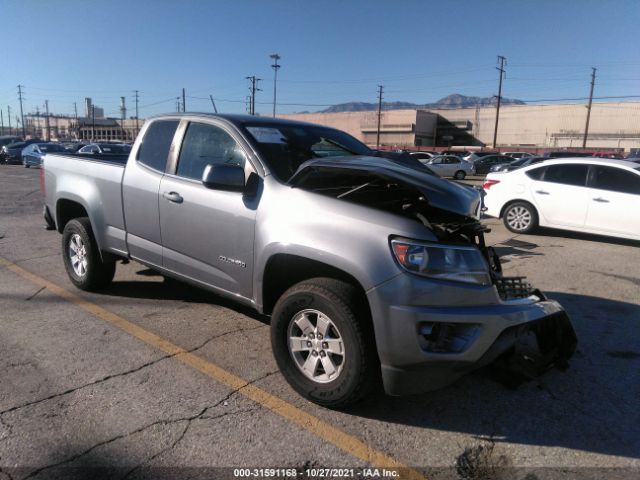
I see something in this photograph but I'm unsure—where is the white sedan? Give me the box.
[482,158,640,241]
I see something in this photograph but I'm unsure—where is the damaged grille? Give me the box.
[494,276,535,300]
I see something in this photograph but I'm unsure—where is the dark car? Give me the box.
[1,139,43,164]
[545,151,594,158]
[78,143,132,155]
[489,156,548,173]
[0,135,22,149]
[22,142,66,168]
[473,154,515,174]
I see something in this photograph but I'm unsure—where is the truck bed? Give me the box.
[44,153,129,257]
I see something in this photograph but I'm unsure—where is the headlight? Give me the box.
[391,238,491,285]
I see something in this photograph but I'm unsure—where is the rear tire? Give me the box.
[503,201,538,234]
[271,277,379,408]
[62,218,116,291]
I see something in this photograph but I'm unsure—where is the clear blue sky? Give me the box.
[1,0,638,121]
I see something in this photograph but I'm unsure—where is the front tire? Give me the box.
[454,170,466,180]
[62,218,116,291]
[271,278,379,408]
[503,201,538,234]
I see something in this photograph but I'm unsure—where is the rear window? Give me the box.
[525,166,546,180]
[137,120,179,172]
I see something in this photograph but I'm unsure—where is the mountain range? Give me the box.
[316,94,525,113]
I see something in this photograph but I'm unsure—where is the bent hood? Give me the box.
[288,156,482,219]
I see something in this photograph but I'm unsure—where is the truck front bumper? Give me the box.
[367,274,577,396]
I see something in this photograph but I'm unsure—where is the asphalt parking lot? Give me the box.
[0,165,638,480]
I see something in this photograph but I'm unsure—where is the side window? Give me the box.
[176,122,246,181]
[543,164,588,187]
[137,120,179,172]
[526,166,546,180]
[591,166,640,195]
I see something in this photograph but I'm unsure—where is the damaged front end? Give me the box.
[290,157,577,389]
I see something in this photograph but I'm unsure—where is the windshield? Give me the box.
[510,158,527,166]
[242,123,371,181]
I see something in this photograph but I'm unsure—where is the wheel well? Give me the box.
[56,199,89,233]
[499,199,537,219]
[262,254,368,316]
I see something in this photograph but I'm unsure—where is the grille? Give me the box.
[494,276,535,300]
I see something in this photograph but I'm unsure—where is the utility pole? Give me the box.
[17,85,26,138]
[582,67,597,149]
[182,88,186,112]
[8,106,12,135]
[44,100,50,141]
[134,90,139,135]
[246,76,262,115]
[1,109,4,135]
[209,95,218,113]
[492,55,506,149]
[270,53,281,117]
[376,85,384,150]
[120,96,126,141]
[73,102,79,140]
[91,105,96,141]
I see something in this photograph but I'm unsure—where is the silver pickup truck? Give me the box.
[43,113,576,407]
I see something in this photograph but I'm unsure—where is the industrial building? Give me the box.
[281,101,640,152]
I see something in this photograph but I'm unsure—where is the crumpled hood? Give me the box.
[288,156,482,218]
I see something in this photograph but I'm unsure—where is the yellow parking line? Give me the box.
[0,257,425,480]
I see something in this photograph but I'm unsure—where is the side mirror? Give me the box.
[202,164,246,191]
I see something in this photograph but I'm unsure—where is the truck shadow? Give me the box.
[101,269,269,323]
[353,292,640,460]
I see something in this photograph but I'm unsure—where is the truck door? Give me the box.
[122,119,180,267]
[158,120,257,300]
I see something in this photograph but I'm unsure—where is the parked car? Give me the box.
[489,156,548,173]
[408,152,435,161]
[483,158,640,240]
[546,151,594,158]
[78,143,132,154]
[0,135,22,149]
[1,139,42,164]
[463,151,499,163]
[42,113,576,407]
[22,142,66,168]
[423,154,474,179]
[473,154,515,174]
[502,152,534,159]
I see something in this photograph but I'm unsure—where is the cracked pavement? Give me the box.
[1,165,639,478]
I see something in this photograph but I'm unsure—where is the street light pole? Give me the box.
[270,53,281,118]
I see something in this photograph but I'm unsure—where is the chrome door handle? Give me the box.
[162,191,183,203]
[593,197,609,203]
[535,190,550,195]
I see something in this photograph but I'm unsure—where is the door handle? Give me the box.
[535,190,550,195]
[162,191,183,203]
[592,197,609,203]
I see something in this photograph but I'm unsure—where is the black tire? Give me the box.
[24,162,30,168]
[454,170,466,180]
[62,217,116,291]
[271,277,379,408]
[503,201,538,234]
